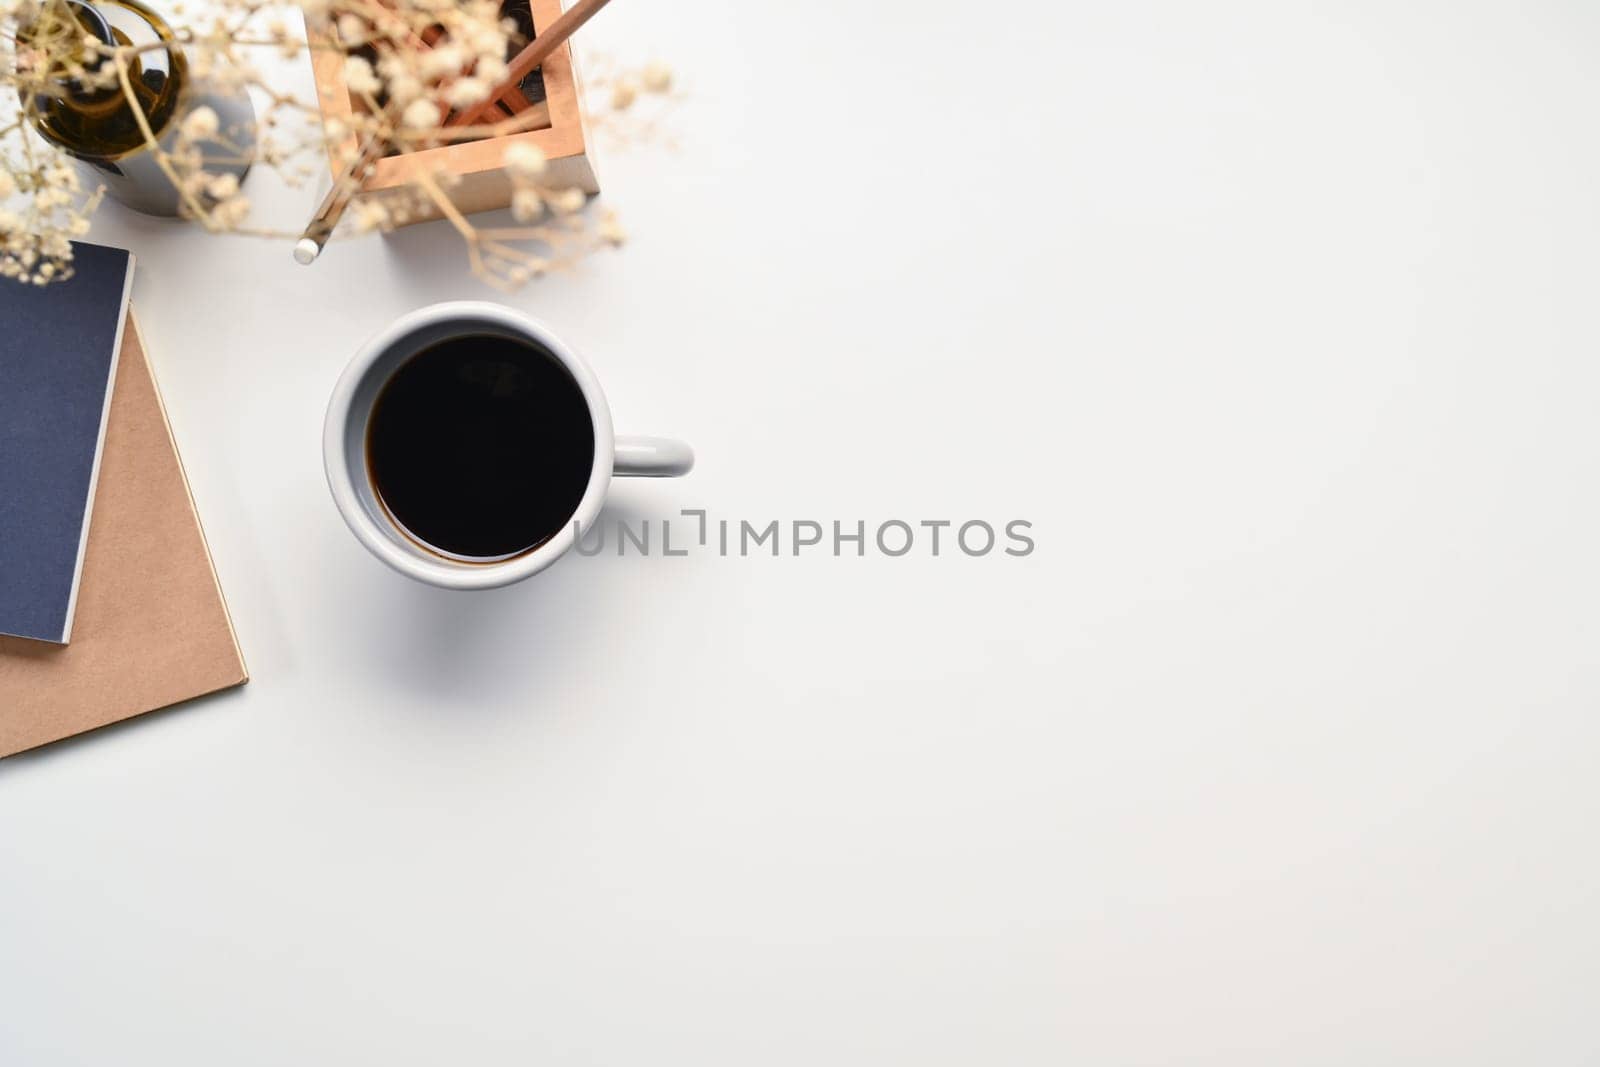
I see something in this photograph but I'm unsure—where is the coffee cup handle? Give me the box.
[614,435,694,477]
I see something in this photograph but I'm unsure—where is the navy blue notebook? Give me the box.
[0,242,135,644]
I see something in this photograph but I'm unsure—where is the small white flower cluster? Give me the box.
[609,59,672,111]
[167,105,253,229]
[501,142,584,223]
[332,0,511,126]
[0,133,100,284]
[437,54,675,285]
[0,3,98,282]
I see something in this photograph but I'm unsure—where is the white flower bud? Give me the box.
[387,72,422,106]
[419,45,466,82]
[353,199,390,233]
[212,194,251,228]
[446,77,490,108]
[641,61,673,93]
[401,98,441,129]
[502,142,547,180]
[548,187,586,215]
[179,106,219,141]
[343,56,380,95]
[476,55,508,84]
[510,188,543,222]
[205,172,239,201]
[45,165,76,190]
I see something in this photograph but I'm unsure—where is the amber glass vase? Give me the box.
[22,0,255,216]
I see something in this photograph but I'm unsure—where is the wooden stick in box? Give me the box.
[444,0,614,128]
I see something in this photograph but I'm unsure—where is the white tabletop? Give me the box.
[4,2,1599,1063]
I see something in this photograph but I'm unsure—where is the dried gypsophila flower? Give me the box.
[3,0,675,289]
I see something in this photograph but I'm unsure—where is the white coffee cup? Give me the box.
[323,301,693,590]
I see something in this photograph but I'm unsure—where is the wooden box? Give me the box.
[308,0,599,225]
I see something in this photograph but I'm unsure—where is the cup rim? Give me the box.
[322,301,615,590]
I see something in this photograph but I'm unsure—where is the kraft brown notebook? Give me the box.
[0,310,247,757]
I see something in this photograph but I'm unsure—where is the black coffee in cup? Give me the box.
[365,333,595,560]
